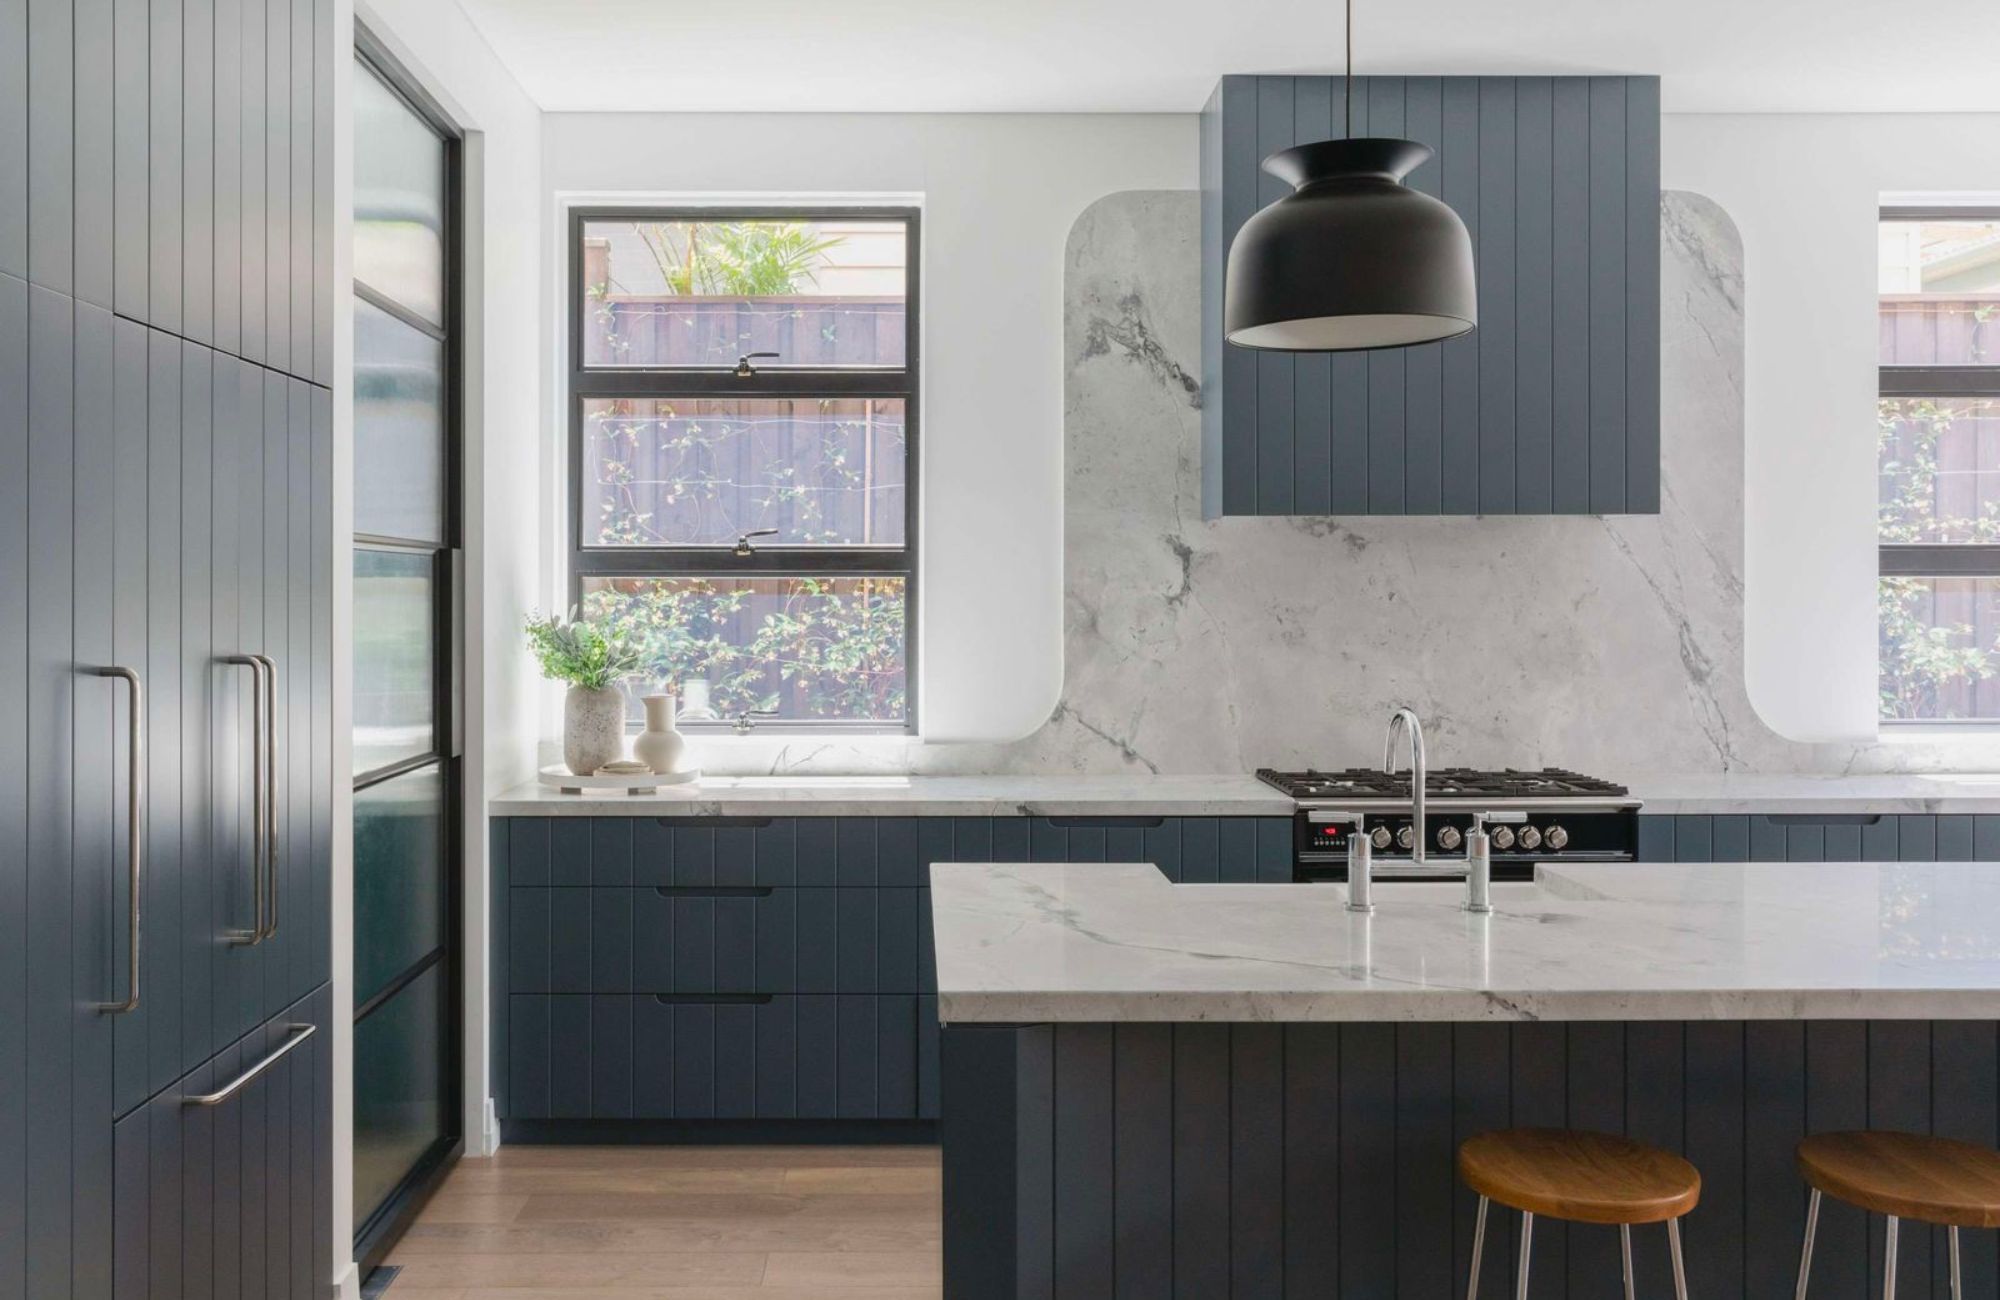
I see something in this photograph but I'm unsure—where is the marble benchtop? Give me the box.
[928,860,2000,1024]
[489,770,2000,817]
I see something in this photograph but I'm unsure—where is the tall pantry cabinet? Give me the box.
[3,0,337,1296]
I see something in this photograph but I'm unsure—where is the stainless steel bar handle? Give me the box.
[182,1023,315,1106]
[91,666,144,1013]
[224,655,266,945]
[251,653,278,940]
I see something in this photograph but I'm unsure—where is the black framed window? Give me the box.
[351,31,464,1273]
[1878,206,2000,722]
[568,208,918,733]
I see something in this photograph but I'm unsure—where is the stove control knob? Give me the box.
[1545,825,1569,851]
[1370,826,1394,851]
[1517,825,1543,851]
[1490,825,1517,851]
[1436,825,1463,852]
[1396,825,1417,850]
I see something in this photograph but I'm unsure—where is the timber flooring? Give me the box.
[381,1145,944,1298]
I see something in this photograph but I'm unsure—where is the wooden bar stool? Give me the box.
[1459,1128,1702,1300]
[1795,1131,2000,1300]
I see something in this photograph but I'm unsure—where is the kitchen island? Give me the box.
[933,861,2000,1298]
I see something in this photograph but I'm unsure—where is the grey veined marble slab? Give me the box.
[1628,771,2000,814]
[487,773,1294,818]
[930,860,2000,1023]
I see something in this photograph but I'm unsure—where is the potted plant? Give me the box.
[525,609,641,775]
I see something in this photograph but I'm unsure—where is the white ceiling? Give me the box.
[454,0,2000,115]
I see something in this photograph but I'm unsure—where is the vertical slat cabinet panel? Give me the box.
[795,996,837,1118]
[1685,1022,1746,1300]
[1437,77,1480,515]
[917,995,941,1121]
[876,994,916,1119]
[1252,76,1295,515]
[630,996,671,1118]
[0,0,23,278]
[258,369,288,1022]
[72,0,111,308]
[208,359,246,1049]
[1867,1021,1932,1296]
[288,0,310,373]
[210,1034,244,1300]
[549,818,589,885]
[262,0,289,374]
[1199,74,1660,517]
[1549,77,1590,513]
[589,995,632,1119]
[212,0,241,355]
[1805,1021,1869,1299]
[1476,76,1517,513]
[1230,1026,1284,1300]
[1624,74,1662,511]
[25,285,75,1300]
[1931,1023,1998,1295]
[713,824,756,887]
[670,1003,714,1118]
[182,0,213,344]
[150,0,183,331]
[1585,76,1627,512]
[237,0,264,364]
[1172,1025,1229,1300]
[1287,1024,1342,1294]
[177,347,213,1077]
[1053,1024,1115,1297]
[755,996,795,1118]
[311,0,331,381]
[0,274,26,1297]
[837,994,878,1118]
[71,303,117,1300]
[285,381,311,1003]
[25,0,71,292]
[549,996,590,1119]
[1514,76,1554,511]
[1393,1023,1454,1300]
[1453,1023,1510,1300]
[590,818,632,885]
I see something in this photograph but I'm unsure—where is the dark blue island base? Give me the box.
[942,1020,2000,1299]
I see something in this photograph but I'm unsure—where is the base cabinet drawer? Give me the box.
[114,984,331,1300]
[506,993,934,1122]
[508,886,928,995]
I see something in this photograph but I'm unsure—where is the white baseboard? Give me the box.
[475,1095,501,1156]
[334,1260,362,1300]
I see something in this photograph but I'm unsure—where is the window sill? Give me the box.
[1879,722,2000,742]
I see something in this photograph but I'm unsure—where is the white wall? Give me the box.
[345,3,542,1289]
[541,113,1193,745]
[1662,113,2000,744]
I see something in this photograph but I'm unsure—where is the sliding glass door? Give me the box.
[351,38,464,1270]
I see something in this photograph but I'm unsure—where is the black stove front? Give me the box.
[1258,767,1641,883]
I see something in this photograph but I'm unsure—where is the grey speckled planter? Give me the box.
[563,685,626,775]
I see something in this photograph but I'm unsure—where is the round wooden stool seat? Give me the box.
[1798,1131,2000,1229]
[1458,1127,1702,1226]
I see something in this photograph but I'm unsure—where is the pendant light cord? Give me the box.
[1344,0,1353,137]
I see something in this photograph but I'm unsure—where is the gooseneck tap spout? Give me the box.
[1383,707,1427,866]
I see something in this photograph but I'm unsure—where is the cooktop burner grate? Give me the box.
[1256,767,1631,800]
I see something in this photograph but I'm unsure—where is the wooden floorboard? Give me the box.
[382,1146,943,1296]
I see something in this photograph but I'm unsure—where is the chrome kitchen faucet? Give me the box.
[1355,707,1525,914]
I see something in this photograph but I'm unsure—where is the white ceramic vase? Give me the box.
[564,684,626,775]
[633,693,690,775]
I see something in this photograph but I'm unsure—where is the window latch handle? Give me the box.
[733,528,779,557]
[731,708,780,735]
[734,351,781,377]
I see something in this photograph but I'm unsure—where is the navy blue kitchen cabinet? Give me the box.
[5,1,336,1294]
[1636,813,1989,863]
[491,815,1293,1131]
[1200,74,1660,518]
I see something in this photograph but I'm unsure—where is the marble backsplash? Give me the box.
[728,189,2000,777]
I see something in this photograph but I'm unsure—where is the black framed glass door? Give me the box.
[350,33,464,1272]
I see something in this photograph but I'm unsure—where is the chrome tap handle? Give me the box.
[1464,830,1493,914]
[1307,808,1374,913]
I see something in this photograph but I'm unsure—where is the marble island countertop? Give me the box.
[929,860,2000,1023]
[489,770,2000,817]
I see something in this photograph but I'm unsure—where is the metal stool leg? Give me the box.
[1516,1211,1534,1300]
[1882,1216,1898,1300]
[1466,1197,1489,1300]
[1796,1188,1822,1300]
[1950,1226,1962,1300]
[1621,1224,1636,1300]
[1669,1216,1690,1300]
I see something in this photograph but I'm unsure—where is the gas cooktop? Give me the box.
[1256,767,1632,802]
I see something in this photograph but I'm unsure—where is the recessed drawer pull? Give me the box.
[652,886,775,898]
[651,993,773,1006]
[1764,815,1885,827]
[653,817,774,829]
[184,1023,316,1106]
[1047,816,1166,830]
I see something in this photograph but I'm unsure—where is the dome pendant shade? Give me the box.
[1224,138,1477,352]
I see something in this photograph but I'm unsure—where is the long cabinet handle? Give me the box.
[224,655,267,945]
[252,653,278,940]
[183,1023,316,1106]
[90,666,144,1014]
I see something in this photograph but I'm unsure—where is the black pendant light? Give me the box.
[1223,0,1477,352]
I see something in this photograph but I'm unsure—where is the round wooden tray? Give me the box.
[537,763,701,795]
